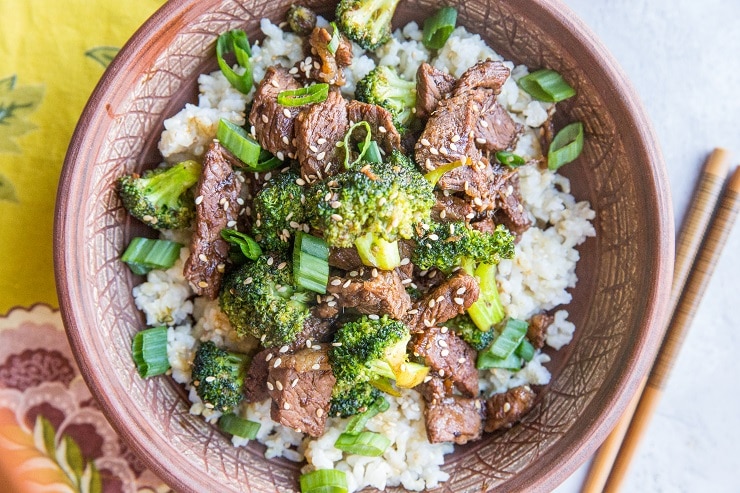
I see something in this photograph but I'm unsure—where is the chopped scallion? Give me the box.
[293,231,330,294]
[423,158,468,187]
[517,69,576,103]
[476,349,523,371]
[489,318,529,358]
[334,431,391,456]
[216,30,253,94]
[340,121,372,170]
[299,469,348,493]
[277,83,329,107]
[516,338,535,362]
[358,140,382,164]
[221,229,262,264]
[495,151,526,168]
[344,397,389,435]
[216,119,264,169]
[121,237,182,275]
[422,6,458,50]
[131,327,170,378]
[218,413,261,439]
[548,121,584,170]
[327,22,341,55]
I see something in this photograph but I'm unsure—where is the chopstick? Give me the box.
[581,148,733,493]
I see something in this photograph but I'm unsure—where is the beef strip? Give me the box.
[303,26,353,86]
[527,312,554,350]
[424,392,484,444]
[346,100,402,154]
[328,246,363,271]
[183,142,242,298]
[294,90,349,182]
[405,270,480,332]
[452,60,510,96]
[475,95,522,152]
[494,171,532,235]
[431,191,474,222]
[249,66,302,160]
[267,347,335,437]
[484,385,537,433]
[415,62,456,119]
[326,269,412,320]
[244,347,277,403]
[411,327,479,397]
[288,308,338,352]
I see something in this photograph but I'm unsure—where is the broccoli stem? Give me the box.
[463,260,506,331]
[354,232,401,270]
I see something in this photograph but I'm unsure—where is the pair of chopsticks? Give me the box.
[582,148,740,493]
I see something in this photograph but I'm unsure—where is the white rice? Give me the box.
[133,18,596,493]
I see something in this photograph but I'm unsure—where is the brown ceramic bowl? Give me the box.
[55,0,673,491]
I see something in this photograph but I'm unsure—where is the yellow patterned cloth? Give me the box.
[0,2,168,491]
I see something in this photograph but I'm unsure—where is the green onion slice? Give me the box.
[257,148,282,169]
[424,158,468,187]
[476,350,522,371]
[490,318,529,358]
[516,338,536,362]
[334,431,391,457]
[548,121,584,170]
[131,327,170,378]
[495,151,526,168]
[327,22,341,55]
[121,237,182,275]
[221,229,262,264]
[299,469,348,493]
[517,69,576,103]
[293,231,330,294]
[340,121,372,170]
[216,30,253,94]
[345,397,390,435]
[277,83,329,107]
[218,413,261,439]
[358,140,382,164]
[217,119,281,171]
[422,6,458,50]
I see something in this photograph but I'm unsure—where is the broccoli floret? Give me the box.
[219,253,311,347]
[412,220,515,272]
[286,4,317,36]
[251,171,307,252]
[307,159,434,269]
[355,65,416,130]
[116,160,202,230]
[329,315,428,416]
[446,313,495,351]
[191,341,250,413]
[463,260,506,332]
[335,0,400,51]
[387,148,419,173]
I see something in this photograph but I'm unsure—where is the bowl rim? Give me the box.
[54,0,674,491]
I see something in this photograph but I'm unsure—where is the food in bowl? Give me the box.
[119,2,595,491]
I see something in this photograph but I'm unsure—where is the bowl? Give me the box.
[54,0,674,491]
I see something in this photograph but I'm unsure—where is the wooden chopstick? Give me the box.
[601,162,740,492]
[581,148,732,493]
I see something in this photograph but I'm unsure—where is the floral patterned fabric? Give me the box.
[0,2,168,491]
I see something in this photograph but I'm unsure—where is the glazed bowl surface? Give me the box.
[55,0,673,491]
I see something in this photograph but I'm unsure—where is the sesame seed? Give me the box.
[454,297,465,305]
[401,278,412,285]
[408,309,419,315]
[475,137,487,144]
[371,268,378,278]
[266,381,274,390]
[276,380,284,391]
[456,287,467,295]
[428,299,436,308]
[316,408,324,417]
[330,201,342,209]
[282,228,290,237]
[261,114,268,123]
[438,369,445,377]
[311,363,321,370]
[199,253,208,262]
[449,143,457,152]
[441,349,449,357]
[292,378,299,387]
[289,67,299,74]
[195,195,203,205]
[309,145,318,153]
[296,178,306,186]
[227,220,237,227]
[330,279,342,286]
[332,342,342,347]
[267,257,274,266]
[368,314,380,320]
[205,376,216,383]
[400,257,410,266]
[217,263,226,273]
[265,352,273,361]
[204,403,215,409]
[428,233,439,241]
[475,400,482,410]
[439,147,448,155]
[423,319,433,327]
[378,126,387,133]
[342,279,352,288]
[277,262,287,270]
[440,326,449,333]
[273,358,282,368]
[283,108,291,118]
[198,281,208,288]
[324,163,332,173]
[317,151,326,160]
[306,340,313,348]
[313,61,321,69]
[503,402,511,413]
[283,402,291,410]
[451,135,461,143]
[420,138,430,146]
[423,375,433,383]
[466,212,476,219]
[480,120,489,128]
[282,136,290,145]
[429,147,439,155]
[458,357,467,364]
[331,213,343,222]
[425,159,434,171]
[436,295,444,303]
[279,345,289,353]
[276,151,285,161]
[223,200,230,210]
[270,78,280,87]
[349,270,358,277]
[440,209,447,219]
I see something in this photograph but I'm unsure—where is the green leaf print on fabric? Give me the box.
[0,75,45,154]
[0,172,18,202]
[85,46,120,68]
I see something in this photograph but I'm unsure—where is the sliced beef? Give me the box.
[411,327,479,397]
[527,312,554,350]
[453,60,510,96]
[425,394,484,444]
[328,246,363,271]
[494,171,532,235]
[397,240,415,280]
[327,269,412,320]
[484,385,537,433]
[288,308,338,351]
[267,347,335,437]
[432,192,474,222]
[244,347,277,403]
[304,26,353,86]
[347,100,402,154]
[294,90,349,182]
[405,270,480,332]
[415,62,456,119]
[249,66,302,160]
[183,142,242,298]
[475,96,522,152]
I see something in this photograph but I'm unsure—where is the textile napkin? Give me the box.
[0,1,170,491]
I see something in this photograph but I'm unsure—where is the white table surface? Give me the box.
[553,1,740,492]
